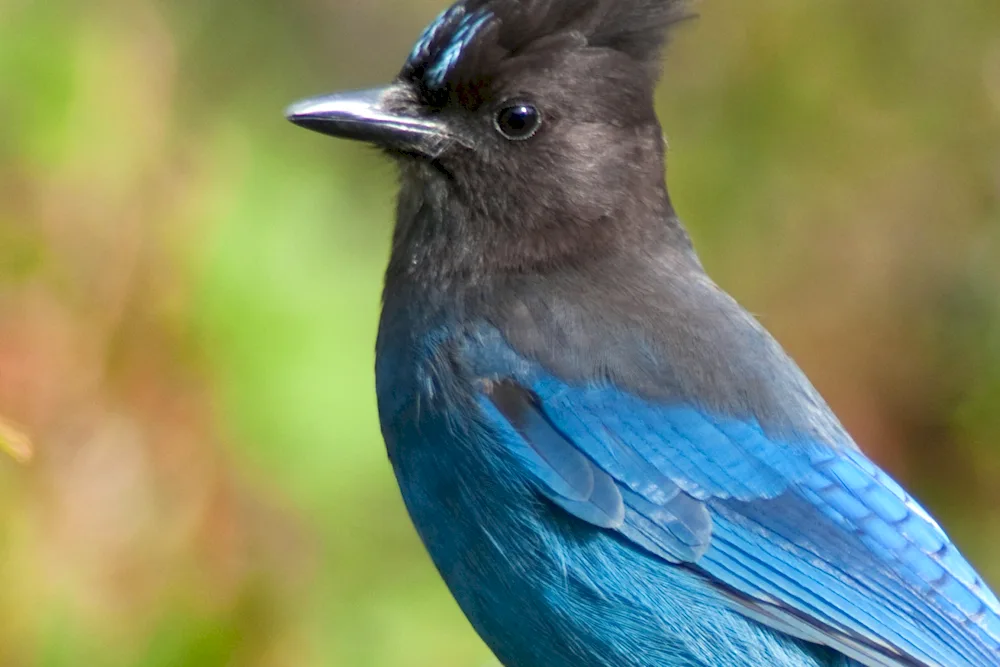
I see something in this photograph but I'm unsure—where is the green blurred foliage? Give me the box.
[0,0,998,665]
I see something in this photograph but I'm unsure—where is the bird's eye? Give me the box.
[494,102,542,141]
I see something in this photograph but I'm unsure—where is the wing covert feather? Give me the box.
[460,329,1000,666]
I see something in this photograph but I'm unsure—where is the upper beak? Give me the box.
[285,85,453,156]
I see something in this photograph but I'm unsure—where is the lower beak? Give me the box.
[285,85,452,156]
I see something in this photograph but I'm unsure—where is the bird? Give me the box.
[285,1,1000,665]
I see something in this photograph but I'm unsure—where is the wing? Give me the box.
[458,328,1000,667]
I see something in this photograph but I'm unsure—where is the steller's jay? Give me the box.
[285,1,1000,665]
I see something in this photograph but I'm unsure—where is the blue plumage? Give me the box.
[376,315,1000,665]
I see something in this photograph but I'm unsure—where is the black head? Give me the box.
[287,0,693,278]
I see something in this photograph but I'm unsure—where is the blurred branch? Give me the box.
[0,416,33,463]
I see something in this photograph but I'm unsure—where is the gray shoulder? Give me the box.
[481,251,850,444]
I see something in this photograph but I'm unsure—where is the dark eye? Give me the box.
[494,102,542,141]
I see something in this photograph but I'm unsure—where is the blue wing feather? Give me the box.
[461,326,1000,667]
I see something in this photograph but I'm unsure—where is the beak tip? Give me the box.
[283,100,311,124]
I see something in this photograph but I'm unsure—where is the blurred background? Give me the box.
[1,0,999,665]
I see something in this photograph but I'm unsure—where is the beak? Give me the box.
[285,85,454,156]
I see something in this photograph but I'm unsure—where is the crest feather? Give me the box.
[401,0,692,92]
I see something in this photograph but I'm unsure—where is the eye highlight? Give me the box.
[494,102,542,141]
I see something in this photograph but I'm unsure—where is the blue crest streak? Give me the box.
[407,4,466,69]
[421,7,494,88]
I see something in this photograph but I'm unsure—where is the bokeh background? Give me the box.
[1,0,999,665]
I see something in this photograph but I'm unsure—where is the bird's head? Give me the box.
[287,0,693,277]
